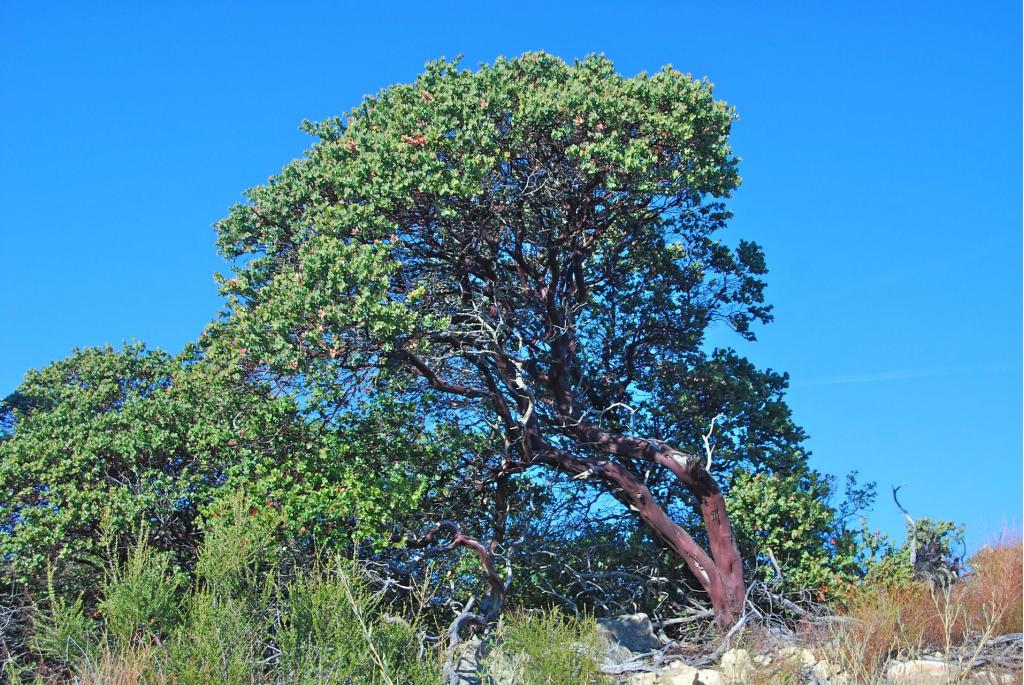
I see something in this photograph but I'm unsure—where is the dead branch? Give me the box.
[892,485,917,567]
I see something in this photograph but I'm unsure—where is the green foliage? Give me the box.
[169,592,264,685]
[28,568,95,667]
[0,343,431,596]
[487,608,606,685]
[98,524,185,644]
[278,562,439,685]
[727,470,877,598]
[14,497,443,684]
[193,491,287,601]
[211,53,777,465]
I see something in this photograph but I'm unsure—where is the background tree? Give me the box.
[727,470,877,601]
[215,53,805,625]
[0,341,431,597]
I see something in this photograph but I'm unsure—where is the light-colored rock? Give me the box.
[777,645,817,667]
[886,660,957,685]
[696,670,724,685]
[719,648,754,683]
[596,613,662,655]
[628,673,659,685]
[811,660,831,681]
[659,663,699,685]
[970,670,1018,685]
[811,658,850,685]
[447,637,483,685]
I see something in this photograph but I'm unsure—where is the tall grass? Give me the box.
[820,535,1023,684]
[12,494,444,685]
[485,608,607,685]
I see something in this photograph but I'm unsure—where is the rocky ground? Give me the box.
[595,614,1022,685]
[445,613,1021,685]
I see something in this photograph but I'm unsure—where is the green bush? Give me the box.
[193,492,287,602]
[168,592,265,685]
[0,344,432,598]
[28,568,95,667]
[487,608,606,685]
[727,469,877,599]
[98,524,185,644]
[276,558,440,685]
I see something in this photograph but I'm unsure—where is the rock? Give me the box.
[886,660,957,685]
[811,658,849,685]
[777,646,817,667]
[628,673,659,685]
[446,637,484,685]
[719,648,754,683]
[659,663,700,685]
[596,613,662,655]
[970,670,1017,684]
[696,670,724,685]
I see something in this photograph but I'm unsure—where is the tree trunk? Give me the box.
[535,443,745,626]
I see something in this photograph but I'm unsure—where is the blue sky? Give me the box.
[2,1,1020,547]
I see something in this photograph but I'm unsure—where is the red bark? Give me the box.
[559,423,746,624]
[534,441,744,626]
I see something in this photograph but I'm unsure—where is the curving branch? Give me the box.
[892,485,917,567]
[408,521,507,636]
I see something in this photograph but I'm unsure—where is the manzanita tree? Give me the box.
[0,342,432,595]
[217,53,783,625]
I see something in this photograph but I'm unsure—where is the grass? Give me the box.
[485,608,608,685]
[816,535,1023,684]
[6,504,1020,685]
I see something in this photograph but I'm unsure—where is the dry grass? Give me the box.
[817,535,1023,684]
[74,644,174,685]
[964,534,1022,636]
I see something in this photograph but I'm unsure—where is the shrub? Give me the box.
[0,344,431,599]
[168,592,264,685]
[727,470,876,599]
[193,492,288,602]
[276,559,412,683]
[97,525,184,645]
[28,568,95,668]
[487,608,606,685]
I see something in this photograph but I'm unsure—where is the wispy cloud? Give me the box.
[793,364,1016,388]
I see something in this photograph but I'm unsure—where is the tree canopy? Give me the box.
[0,342,433,595]
[213,52,807,624]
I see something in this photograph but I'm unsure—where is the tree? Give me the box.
[727,470,877,600]
[0,342,430,595]
[216,53,789,625]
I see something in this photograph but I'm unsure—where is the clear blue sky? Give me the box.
[2,1,1020,548]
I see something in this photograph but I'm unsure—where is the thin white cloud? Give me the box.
[793,364,1016,388]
